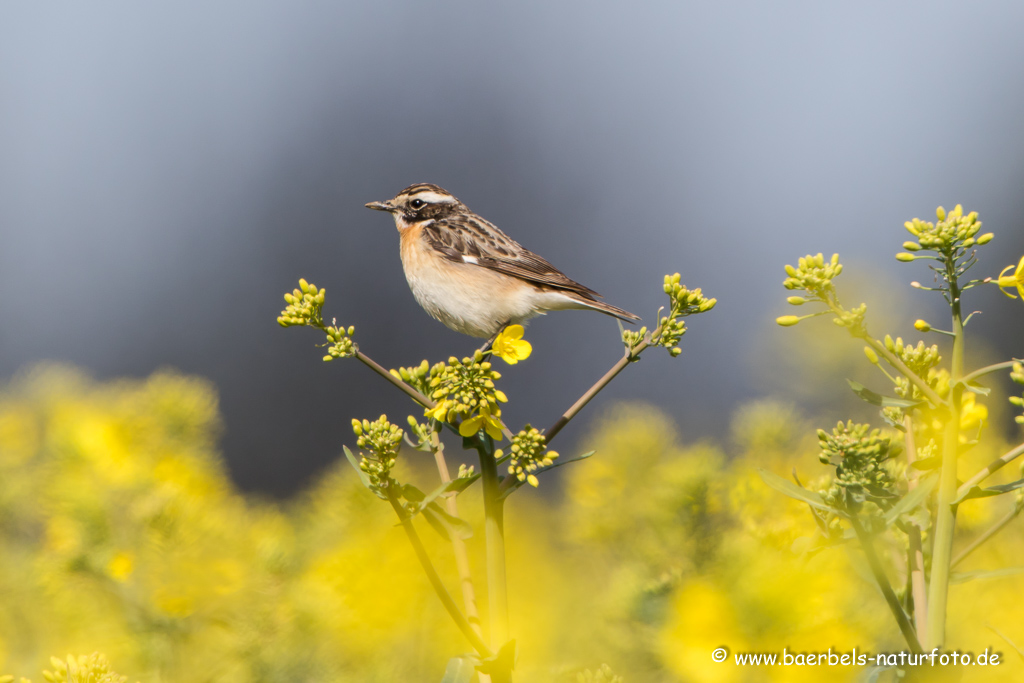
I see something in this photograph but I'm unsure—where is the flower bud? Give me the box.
[914,319,931,332]
[936,206,946,221]
[895,253,916,262]
[902,241,921,251]
[776,315,800,327]
[977,233,994,245]
[787,296,806,305]
[864,346,879,365]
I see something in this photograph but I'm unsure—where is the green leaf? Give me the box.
[909,457,941,471]
[846,380,924,409]
[950,567,1024,584]
[962,381,992,396]
[343,446,373,490]
[421,502,473,540]
[402,484,426,503]
[882,475,937,527]
[440,657,477,683]
[758,469,833,513]
[544,450,596,470]
[499,451,598,500]
[954,478,1024,504]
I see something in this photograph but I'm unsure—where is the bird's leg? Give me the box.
[477,321,510,356]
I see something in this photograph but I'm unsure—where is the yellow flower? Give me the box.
[107,551,134,582]
[959,392,987,433]
[996,255,1024,299]
[424,399,452,422]
[491,324,532,365]
[459,404,504,440]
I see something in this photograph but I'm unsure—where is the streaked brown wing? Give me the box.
[423,215,601,299]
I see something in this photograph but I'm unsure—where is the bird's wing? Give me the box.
[423,215,601,299]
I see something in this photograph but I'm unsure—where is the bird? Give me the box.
[365,183,640,341]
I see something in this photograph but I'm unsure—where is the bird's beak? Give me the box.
[365,200,396,212]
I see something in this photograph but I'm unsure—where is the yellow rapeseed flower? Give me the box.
[424,399,452,422]
[458,404,504,440]
[996,255,1024,299]
[959,392,988,433]
[107,552,134,582]
[491,324,532,365]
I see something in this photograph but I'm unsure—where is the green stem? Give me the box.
[951,504,1022,569]
[925,266,965,650]
[850,516,923,653]
[355,350,434,408]
[385,488,493,658]
[959,360,1019,386]
[475,435,510,670]
[544,340,649,445]
[863,337,946,409]
[903,414,928,645]
[430,430,484,639]
[956,442,1024,498]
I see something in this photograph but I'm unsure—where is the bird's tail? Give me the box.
[568,294,641,323]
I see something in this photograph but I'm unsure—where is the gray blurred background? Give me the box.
[2,1,1022,495]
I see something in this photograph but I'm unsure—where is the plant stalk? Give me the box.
[925,269,965,650]
[951,504,1023,569]
[430,430,484,638]
[385,488,493,658]
[903,414,928,644]
[850,516,922,653]
[545,341,647,444]
[475,435,509,655]
[957,442,1024,499]
[355,350,434,408]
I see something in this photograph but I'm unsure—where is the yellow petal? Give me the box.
[459,416,481,438]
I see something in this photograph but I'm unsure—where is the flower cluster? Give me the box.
[424,352,507,440]
[322,324,356,360]
[352,415,403,491]
[278,279,357,360]
[777,254,866,336]
[277,279,325,327]
[499,425,559,487]
[1010,362,1024,425]
[898,204,990,257]
[624,273,717,356]
[404,414,435,450]
[883,335,944,400]
[390,359,435,396]
[817,421,898,518]
[38,653,130,683]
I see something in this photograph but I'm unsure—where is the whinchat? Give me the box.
[366,183,640,339]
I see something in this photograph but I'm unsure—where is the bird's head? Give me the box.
[366,183,465,229]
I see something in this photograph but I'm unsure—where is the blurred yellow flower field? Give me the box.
[1,366,1022,681]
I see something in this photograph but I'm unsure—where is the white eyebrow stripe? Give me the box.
[413,191,456,204]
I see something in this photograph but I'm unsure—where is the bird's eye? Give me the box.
[410,199,425,209]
